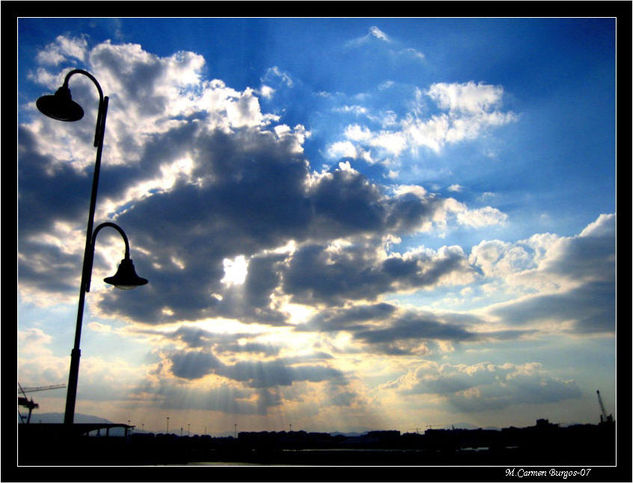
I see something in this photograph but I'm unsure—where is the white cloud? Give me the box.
[18,327,53,355]
[579,213,614,238]
[346,26,391,48]
[344,124,373,142]
[327,140,357,159]
[333,105,369,117]
[369,26,390,42]
[427,81,504,114]
[331,81,517,167]
[402,47,425,61]
[369,131,408,156]
[394,184,427,198]
[224,87,268,127]
[262,66,294,88]
[36,35,88,65]
[259,85,275,99]
[456,206,508,228]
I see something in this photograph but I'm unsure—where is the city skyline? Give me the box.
[17,15,617,436]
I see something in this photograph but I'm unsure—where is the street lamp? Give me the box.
[88,222,148,292]
[36,69,148,425]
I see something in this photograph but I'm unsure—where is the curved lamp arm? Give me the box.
[63,69,104,103]
[63,69,108,148]
[84,222,131,293]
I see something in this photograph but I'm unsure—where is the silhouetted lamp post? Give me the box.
[36,69,148,425]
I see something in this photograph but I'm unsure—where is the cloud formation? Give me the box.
[478,213,615,334]
[19,38,511,328]
[18,29,614,426]
[385,361,582,412]
[325,81,517,167]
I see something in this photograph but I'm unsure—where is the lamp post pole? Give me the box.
[64,70,108,425]
[37,69,146,425]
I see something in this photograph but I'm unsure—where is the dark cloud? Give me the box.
[166,346,345,390]
[355,314,477,345]
[542,218,615,281]
[220,342,280,356]
[282,242,474,306]
[384,192,442,233]
[300,304,536,355]
[479,329,538,340]
[217,360,345,389]
[169,350,222,379]
[18,128,90,238]
[491,215,615,334]
[17,127,94,298]
[171,326,215,348]
[69,121,472,324]
[19,41,484,329]
[492,280,615,334]
[19,38,613,362]
[139,326,282,356]
[18,243,81,297]
[307,168,386,235]
[299,303,398,332]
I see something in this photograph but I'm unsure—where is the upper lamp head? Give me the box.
[36,85,84,122]
[104,258,148,290]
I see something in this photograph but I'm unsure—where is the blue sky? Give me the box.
[17,17,616,435]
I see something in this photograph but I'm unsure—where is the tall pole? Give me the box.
[63,73,109,425]
[37,69,145,427]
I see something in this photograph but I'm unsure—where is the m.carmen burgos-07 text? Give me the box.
[505,468,592,478]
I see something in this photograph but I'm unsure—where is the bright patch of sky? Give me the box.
[17,17,616,434]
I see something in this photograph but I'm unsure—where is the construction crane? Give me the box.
[596,390,614,424]
[18,383,65,424]
[20,384,66,394]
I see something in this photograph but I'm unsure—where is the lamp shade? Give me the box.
[104,258,148,290]
[36,85,84,122]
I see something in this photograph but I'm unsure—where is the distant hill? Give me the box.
[330,431,365,437]
[20,413,113,425]
[447,422,479,430]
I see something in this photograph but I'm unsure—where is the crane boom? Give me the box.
[19,384,65,394]
[596,390,613,423]
[18,383,65,424]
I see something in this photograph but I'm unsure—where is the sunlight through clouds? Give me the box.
[18,18,615,434]
[222,255,249,286]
